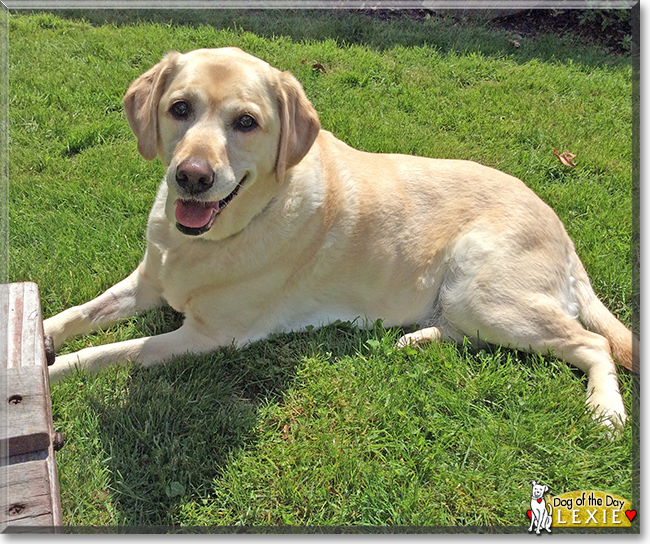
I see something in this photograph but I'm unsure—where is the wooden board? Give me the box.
[1,367,50,457]
[1,282,62,530]
[1,282,46,369]
[1,461,54,526]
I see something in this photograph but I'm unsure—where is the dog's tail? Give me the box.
[573,258,639,374]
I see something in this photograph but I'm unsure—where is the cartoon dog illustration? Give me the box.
[528,481,552,534]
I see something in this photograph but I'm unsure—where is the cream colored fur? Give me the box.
[45,48,637,430]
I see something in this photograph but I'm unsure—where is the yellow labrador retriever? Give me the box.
[45,47,637,430]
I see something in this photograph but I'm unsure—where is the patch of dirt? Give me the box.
[356,8,632,56]
[487,9,632,55]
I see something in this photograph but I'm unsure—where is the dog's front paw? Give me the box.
[588,394,627,437]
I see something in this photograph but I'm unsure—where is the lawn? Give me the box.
[6,9,637,530]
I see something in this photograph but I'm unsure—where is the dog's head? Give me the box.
[531,481,548,500]
[123,47,320,239]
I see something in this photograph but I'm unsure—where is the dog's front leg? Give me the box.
[44,264,163,351]
[48,324,216,383]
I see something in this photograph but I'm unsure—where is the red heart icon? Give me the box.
[625,510,636,522]
[526,510,532,519]
[537,498,542,503]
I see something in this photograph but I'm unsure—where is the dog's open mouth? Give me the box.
[175,178,245,236]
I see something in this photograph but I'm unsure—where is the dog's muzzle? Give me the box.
[173,159,246,236]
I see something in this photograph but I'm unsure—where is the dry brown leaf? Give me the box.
[312,62,327,74]
[554,148,576,167]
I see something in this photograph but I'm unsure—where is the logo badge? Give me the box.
[526,483,635,531]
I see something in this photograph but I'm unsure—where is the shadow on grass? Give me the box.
[58,305,633,527]
[84,310,386,525]
[16,8,631,69]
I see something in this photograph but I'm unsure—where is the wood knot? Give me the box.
[8,503,26,516]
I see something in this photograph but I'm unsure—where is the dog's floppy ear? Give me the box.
[123,51,180,161]
[274,70,320,184]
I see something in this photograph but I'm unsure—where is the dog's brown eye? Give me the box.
[170,101,190,119]
[236,114,257,131]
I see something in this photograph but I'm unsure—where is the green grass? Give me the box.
[7,10,636,530]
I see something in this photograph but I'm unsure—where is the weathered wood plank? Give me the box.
[0,460,54,526]
[1,366,51,457]
[6,283,23,369]
[20,283,42,368]
[3,282,46,369]
[0,282,63,529]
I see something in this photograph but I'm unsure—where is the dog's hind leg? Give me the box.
[450,293,627,430]
[404,227,629,431]
[524,299,626,430]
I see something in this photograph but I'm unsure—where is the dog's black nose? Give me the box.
[176,158,214,195]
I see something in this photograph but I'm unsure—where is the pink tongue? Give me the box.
[175,201,217,228]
